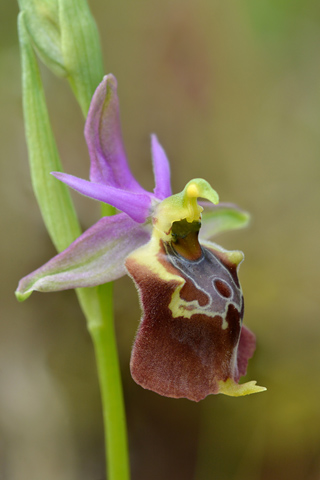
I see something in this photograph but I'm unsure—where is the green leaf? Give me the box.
[18,11,82,252]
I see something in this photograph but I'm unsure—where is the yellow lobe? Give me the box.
[218,378,267,397]
[227,250,244,266]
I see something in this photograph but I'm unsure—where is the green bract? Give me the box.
[18,0,104,114]
[18,12,81,252]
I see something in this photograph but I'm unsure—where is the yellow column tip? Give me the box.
[186,183,200,198]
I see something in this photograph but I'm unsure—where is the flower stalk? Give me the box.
[89,283,130,480]
[18,6,129,480]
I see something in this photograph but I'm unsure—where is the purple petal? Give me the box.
[85,74,145,192]
[151,134,172,199]
[52,172,152,223]
[16,213,151,300]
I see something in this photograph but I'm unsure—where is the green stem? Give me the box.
[18,11,130,478]
[87,284,130,480]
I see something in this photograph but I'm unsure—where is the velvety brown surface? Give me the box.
[127,234,249,401]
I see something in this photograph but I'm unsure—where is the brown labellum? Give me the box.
[126,220,259,401]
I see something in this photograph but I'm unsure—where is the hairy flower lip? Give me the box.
[126,211,266,400]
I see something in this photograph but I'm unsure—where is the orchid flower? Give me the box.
[16,74,265,401]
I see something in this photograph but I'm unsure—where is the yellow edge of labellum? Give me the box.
[218,378,267,396]
[131,236,183,286]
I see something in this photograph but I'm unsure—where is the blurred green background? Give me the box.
[1,1,320,479]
